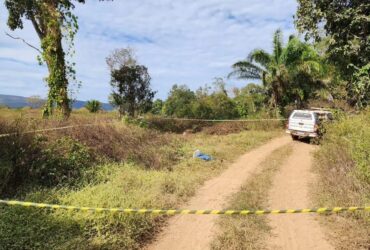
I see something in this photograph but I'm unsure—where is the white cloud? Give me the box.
[0,0,297,102]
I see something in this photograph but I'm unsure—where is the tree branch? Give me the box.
[5,32,42,54]
[30,15,45,39]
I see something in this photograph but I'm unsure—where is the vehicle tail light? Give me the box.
[285,122,289,129]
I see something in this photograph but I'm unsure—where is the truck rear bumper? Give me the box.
[286,130,318,138]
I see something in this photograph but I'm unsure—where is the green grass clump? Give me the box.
[313,109,370,249]
[0,129,281,249]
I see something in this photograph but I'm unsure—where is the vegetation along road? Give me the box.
[147,136,333,250]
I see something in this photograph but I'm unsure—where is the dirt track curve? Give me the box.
[147,136,332,250]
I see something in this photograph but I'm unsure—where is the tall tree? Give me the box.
[229,29,325,110]
[4,0,108,118]
[295,0,370,107]
[295,0,370,75]
[110,65,155,117]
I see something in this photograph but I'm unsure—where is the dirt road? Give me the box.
[147,136,291,250]
[267,141,333,250]
[147,137,332,250]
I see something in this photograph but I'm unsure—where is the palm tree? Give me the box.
[229,29,325,110]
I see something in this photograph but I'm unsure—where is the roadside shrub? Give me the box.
[313,109,370,249]
[0,119,94,194]
[321,110,370,181]
[0,121,36,195]
[52,122,183,169]
[32,137,93,186]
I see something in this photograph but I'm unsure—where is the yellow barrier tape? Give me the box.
[0,118,286,138]
[150,117,287,122]
[1,200,369,215]
[0,121,118,138]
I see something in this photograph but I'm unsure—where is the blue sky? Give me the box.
[0,0,297,102]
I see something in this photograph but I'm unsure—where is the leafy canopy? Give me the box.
[295,0,370,75]
[110,65,155,117]
[229,29,326,109]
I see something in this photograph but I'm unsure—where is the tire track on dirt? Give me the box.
[146,136,291,250]
[267,142,333,250]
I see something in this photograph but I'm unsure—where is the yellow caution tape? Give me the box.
[150,117,287,122]
[1,200,369,215]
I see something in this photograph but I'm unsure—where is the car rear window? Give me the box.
[292,112,313,120]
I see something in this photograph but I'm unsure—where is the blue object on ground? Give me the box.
[193,149,212,161]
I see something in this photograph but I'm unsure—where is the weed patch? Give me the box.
[0,129,281,249]
[312,109,370,249]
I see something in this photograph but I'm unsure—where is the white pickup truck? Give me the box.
[286,109,333,140]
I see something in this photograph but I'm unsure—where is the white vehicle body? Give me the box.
[286,110,322,138]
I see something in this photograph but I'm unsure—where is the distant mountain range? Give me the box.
[0,94,113,111]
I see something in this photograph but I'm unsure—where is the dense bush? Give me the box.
[320,109,370,181]
[32,137,93,186]
[54,122,182,169]
[0,118,183,196]
[0,120,95,194]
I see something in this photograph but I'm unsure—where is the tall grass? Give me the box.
[312,109,370,249]
[0,116,281,250]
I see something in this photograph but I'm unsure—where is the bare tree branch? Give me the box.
[5,32,42,54]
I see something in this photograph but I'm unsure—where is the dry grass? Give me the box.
[0,109,283,250]
[211,145,293,250]
[312,110,370,250]
[202,120,284,135]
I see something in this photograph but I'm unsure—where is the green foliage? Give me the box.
[0,119,95,194]
[295,0,370,78]
[234,84,266,117]
[229,29,327,110]
[349,64,370,108]
[321,110,370,182]
[0,205,83,250]
[32,137,93,187]
[110,65,155,117]
[163,85,196,117]
[163,80,240,120]
[4,0,88,118]
[85,99,102,113]
[162,81,277,120]
[150,99,164,115]
[296,1,370,108]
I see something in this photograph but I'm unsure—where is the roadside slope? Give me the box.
[268,142,333,250]
[147,136,291,250]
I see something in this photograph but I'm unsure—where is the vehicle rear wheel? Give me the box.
[291,135,299,141]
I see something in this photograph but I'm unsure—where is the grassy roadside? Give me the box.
[211,144,293,250]
[0,126,282,249]
[312,110,370,250]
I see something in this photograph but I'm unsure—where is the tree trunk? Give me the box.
[40,1,71,119]
[128,103,135,117]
